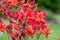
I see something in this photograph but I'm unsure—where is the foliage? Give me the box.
[37,0,60,12]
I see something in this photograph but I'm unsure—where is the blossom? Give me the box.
[42,28,50,38]
[0,20,6,32]
[25,26,34,37]
[5,0,18,6]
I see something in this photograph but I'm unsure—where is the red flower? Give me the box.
[2,12,7,19]
[25,26,34,37]
[17,11,24,22]
[0,20,6,32]
[5,0,11,3]
[0,9,2,12]
[14,25,20,31]
[5,0,18,6]
[37,11,45,19]
[9,31,16,40]
[11,0,18,6]
[42,28,50,38]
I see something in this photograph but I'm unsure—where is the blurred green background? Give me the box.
[0,0,60,40]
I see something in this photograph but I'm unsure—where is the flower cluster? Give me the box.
[0,0,50,40]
